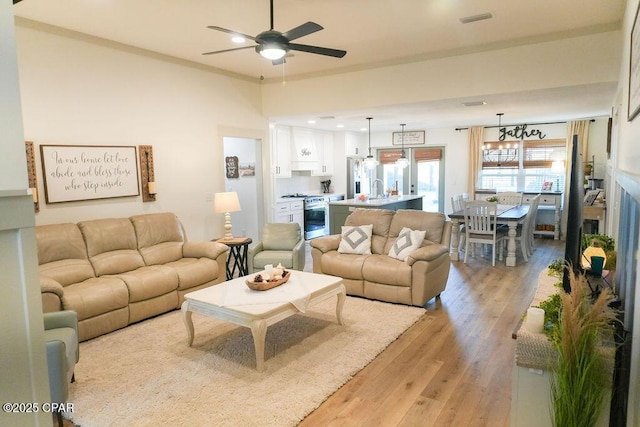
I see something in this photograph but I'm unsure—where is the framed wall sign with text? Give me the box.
[392,130,425,145]
[40,145,140,203]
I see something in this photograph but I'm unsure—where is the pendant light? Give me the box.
[363,117,378,170]
[395,123,409,169]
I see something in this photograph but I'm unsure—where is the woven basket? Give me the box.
[245,270,290,291]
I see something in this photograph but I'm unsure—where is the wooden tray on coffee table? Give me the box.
[245,270,290,291]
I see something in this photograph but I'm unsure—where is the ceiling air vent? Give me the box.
[460,13,493,24]
[462,101,487,107]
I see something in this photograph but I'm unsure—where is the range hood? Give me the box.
[290,128,319,171]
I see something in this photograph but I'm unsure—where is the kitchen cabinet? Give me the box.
[312,131,334,176]
[345,132,366,157]
[273,126,291,178]
[274,199,304,231]
[328,195,424,234]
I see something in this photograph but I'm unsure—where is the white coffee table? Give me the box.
[181,270,346,372]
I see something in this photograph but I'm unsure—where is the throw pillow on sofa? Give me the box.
[388,227,426,261]
[338,224,373,255]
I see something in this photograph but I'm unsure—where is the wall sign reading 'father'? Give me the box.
[40,145,140,203]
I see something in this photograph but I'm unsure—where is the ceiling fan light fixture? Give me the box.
[259,45,287,60]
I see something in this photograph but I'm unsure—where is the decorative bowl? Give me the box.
[245,270,290,291]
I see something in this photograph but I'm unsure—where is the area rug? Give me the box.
[67,296,425,426]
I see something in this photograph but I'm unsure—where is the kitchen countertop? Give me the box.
[277,193,344,202]
[329,194,423,207]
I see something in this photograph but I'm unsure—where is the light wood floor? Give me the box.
[299,237,563,427]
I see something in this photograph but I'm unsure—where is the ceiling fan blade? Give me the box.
[289,43,347,58]
[206,26,256,41]
[202,46,255,56]
[282,22,323,41]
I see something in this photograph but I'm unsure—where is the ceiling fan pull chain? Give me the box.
[282,60,286,86]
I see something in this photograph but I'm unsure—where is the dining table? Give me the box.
[448,204,530,267]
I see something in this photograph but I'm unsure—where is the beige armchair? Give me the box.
[248,223,305,273]
[44,310,79,426]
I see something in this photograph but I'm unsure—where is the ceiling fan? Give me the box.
[203,0,347,65]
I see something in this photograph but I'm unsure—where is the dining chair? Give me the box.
[526,194,540,255]
[497,192,523,205]
[463,200,505,266]
[451,194,466,250]
[451,194,463,212]
[501,194,539,263]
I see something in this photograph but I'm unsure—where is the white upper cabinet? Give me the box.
[345,132,366,157]
[290,128,319,171]
[272,126,291,178]
[312,131,334,176]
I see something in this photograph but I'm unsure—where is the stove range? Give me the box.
[281,193,309,198]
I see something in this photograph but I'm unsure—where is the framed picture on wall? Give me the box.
[629,1,640,121]
[225,156,239,179]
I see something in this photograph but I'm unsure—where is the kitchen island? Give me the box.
[328,194,423,234]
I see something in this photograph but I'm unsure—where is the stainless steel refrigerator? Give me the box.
[346,156,366,199]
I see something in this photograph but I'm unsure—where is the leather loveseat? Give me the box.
[37,212,228,341]
[310,208,452,307]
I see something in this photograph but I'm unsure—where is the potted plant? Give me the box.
[549,268,617,427]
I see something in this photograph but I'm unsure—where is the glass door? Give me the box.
[377,147,445,212]
[411,147,444,212]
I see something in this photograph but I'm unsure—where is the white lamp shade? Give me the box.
[214,192,241,213]
[363,156,378,169]
[396,156,409,169]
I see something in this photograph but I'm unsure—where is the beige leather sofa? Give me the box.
[37,212,228,341]
[310,208,452,307]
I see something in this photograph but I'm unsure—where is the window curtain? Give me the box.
[467,126,484,199]
[561,120,590,239]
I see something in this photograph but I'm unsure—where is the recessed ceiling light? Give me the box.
[231,36,246,43]
[336,124,344,128]
[360,127,367,132]
[460,13,493,24]
[463,101,487,107]
[307,120,317,124]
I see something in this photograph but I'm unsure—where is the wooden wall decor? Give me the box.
[139,145,156,202]
[25,141,39,212]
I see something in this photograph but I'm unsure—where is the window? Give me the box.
[479,138,566,192]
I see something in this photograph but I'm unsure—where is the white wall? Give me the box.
[0,5,50,425]
[16,21,267,241]
[612,2,640,425]
[223,136,263,241]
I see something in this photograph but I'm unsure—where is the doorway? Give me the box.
[223,137,263,241]
[378,146,445,212]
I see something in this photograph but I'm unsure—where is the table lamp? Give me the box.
[214,191,241,239]
[581,239,607,273]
